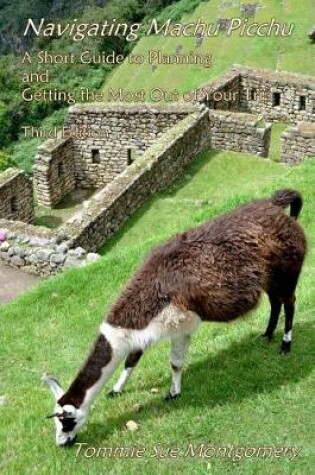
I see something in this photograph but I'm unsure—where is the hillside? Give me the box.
[103,0,315,98]
[0,0,109,53]
[10,0,315,170]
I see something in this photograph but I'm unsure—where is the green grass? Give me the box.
[10,109,68,173]
[103,0,315,100]
[268,122,289,163]
[1,151,315,474]
[101,150,284,254]
[34,188,96,229]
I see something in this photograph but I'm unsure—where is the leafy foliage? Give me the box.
[0,150,16,171]
[0,0,191,156]
[0,1,109,53]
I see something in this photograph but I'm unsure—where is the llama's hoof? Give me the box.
[261,332,273,341]
[279,341,291,355]
[164,392,180,402]
[107,390,121,398]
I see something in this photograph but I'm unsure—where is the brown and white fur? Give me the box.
[43,189,307,446]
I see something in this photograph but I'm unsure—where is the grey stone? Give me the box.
[11,256,26,267]
[72,247,87,258]
[29,236,52,247]
[56,243,69,254]
[64,256,82,268]
[56,232,69,244]
[67,239,75,249]
[86,253,101,262]
[29,237,43,246]
[50,253,66,265]
[28,253,39,265]
[37,249,53,261]
[0,241,10,252]
[12,247,26,259]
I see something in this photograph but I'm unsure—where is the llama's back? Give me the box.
[107,196,306,327]
[145,198,306,322]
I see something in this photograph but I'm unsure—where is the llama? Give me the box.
[43,189,307,446]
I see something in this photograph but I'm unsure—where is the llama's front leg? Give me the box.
[108,350,143,397]
[165,334,191,401]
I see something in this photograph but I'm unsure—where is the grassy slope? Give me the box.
[1,0,315,473]
[1,151,315,474]
[103,0,315,100]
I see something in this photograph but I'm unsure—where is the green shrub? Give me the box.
[0,150,16,171]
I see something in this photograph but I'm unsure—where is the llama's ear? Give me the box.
[41,373,64,400]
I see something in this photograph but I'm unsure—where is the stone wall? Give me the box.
[239,67,315,123]
[0,106,209,273]
[0,168,34,223]
[65,103,196,189]
[33,137,75,208]
[0,220,100,276]
[3,67,315,278]
[196,69,241,111]
[281,122,315,164]
[208,110,271,157]
[32,68,315,212]
[61,107,210,251]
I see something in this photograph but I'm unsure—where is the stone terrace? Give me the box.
[1,66,315,277]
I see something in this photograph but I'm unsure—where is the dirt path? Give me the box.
[0,261,40,304]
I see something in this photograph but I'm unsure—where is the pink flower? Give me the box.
[0,232,6,242]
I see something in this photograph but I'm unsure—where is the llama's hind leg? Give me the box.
[108,350,143,397]
[262,292,282,340]
[278,271,300,354]
[280,294,296,354]
[165,334,191,401]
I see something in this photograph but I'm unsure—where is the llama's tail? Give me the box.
[271,189,303,219]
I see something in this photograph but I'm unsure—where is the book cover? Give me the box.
[0,1,314,473]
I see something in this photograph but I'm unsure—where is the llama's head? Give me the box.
[42,374,88,447]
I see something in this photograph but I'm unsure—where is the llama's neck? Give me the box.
[106,267,168,330]
[58,334,119,410]
[58,259,168,409]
